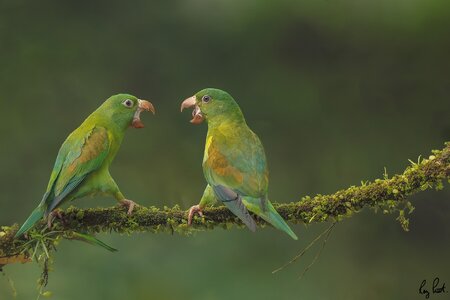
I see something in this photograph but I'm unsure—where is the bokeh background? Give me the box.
[1,1,449,299]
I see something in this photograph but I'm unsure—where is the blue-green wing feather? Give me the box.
[212,185,256,231]
[46,126,110,213]
[15,126,110,237]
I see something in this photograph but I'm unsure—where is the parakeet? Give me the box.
[15,94,154,237]
[181,88,298,240]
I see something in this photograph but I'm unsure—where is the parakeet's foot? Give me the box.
[187,205,204,225]
[47,209,65,229]
[120,199,138,215]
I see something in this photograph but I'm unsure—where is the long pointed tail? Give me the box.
[244,198,298,240]
[263,202,298,240]
[15,205,46,237]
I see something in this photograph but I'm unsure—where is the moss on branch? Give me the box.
[1,142,449,265]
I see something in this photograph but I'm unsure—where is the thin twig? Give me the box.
[298,222,335,279]
[272,222,336,274]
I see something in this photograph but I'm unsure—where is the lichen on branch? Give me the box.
[1,142,449,265]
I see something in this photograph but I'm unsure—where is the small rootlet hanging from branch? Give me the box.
[0,141,449,267]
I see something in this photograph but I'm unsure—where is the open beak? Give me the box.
[132,99,155,129]
[180,96,204,124]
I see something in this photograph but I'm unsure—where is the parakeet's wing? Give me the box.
[212,184,257,231]
[203,126,269,200]
[203,126,297,239]
[44,126,110,213]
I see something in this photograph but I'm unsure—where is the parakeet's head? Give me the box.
[98,94,155,129]
[180,88,243,125]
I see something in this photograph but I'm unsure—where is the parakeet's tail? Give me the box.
[261,202,298,240]
[15,204,46,237]
[243,198,298,240]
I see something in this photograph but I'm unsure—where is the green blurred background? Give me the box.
[1,1,449,299]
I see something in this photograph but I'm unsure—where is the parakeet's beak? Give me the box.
[180,96,204,124]
[132,99,155,129]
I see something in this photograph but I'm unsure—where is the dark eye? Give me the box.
[122,99,133,108]
[202,95,211,103]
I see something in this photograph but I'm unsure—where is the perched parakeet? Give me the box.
[15,94,154,237]
[181,88,298,240]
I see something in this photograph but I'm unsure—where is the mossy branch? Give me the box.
[1,142,449,266]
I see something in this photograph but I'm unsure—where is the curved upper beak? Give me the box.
[180,96,204,124]
[132,99,155,129]
[139,99,155,114]
[180,96,196,112]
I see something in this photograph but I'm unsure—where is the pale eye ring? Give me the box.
[123,99,133,108]
[202,95,211,103]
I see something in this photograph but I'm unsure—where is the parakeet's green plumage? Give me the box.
[16,94,154,237]
[182,88,298,240]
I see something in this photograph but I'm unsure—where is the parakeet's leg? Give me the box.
[187,205,204,225]
[112,190,138,215]
[96,173,139,215]
[188,185,217,225]
[120,199,137,215]
[47,209,65,229]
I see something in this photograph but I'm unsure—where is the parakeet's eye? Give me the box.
[122,99,134,108]
[202,95,211,103]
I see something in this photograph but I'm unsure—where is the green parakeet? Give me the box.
[181,88,298,240]
[15,94,154,237]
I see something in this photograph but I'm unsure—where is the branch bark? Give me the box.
[1,142,449,264]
